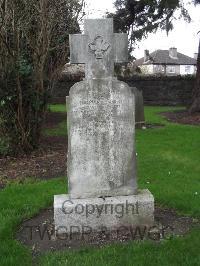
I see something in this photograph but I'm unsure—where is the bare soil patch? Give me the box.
[0,112,67,188]
[161,110,200,126]
[17,206,199,256]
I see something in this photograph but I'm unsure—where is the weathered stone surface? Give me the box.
[69,34,88,64]
[68,79,137,199]
[54,189,154,234]
[67,18,137,199]
[54,18,154,233]
[70,19,128,79]
[131,87,145,127]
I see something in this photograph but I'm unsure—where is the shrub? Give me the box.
[0,0,84,155]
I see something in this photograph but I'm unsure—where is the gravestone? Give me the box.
[66,96,69,106]
[54,19,154,235]
[131,87,145,128]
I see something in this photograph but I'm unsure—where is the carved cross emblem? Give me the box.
[69,19,128,78]
[88,36,110,59]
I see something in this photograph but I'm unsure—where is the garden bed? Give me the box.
[17,206,199,256]
[161,110,200,126]
[0,111,67,188]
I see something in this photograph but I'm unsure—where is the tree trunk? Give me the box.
[189,37,200,114]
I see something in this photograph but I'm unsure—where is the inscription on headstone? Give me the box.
[68,19,136,199]
[54,18,154,234]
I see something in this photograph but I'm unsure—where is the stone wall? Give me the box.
[51,74,195,106]
[120,75,195,106]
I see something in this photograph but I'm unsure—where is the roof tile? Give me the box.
[135,50,197,66]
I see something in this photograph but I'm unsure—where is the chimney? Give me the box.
[169,47,178,59]
[194,53,198,60]
[144,50,150,62]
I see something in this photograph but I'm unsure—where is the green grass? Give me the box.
[0,178,66,266]
[137,106,200,217]
[39,229,200,266]
[45,104,67,136]
[45,120,67,137]
[0,105,199,266]
[144,106,182,124]
[48,104,67,113]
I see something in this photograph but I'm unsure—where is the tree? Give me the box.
[109,0,200,113]
[0,0,85,155]
[108,0,191,53]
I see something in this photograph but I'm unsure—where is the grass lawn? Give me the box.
[44,104,67,137]
[0,105,199,266]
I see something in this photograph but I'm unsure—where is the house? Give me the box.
[135,48,197,75]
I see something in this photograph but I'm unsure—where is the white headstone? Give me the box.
[131,87,145,128]
[68,19,136,199]
[54,19,154,235]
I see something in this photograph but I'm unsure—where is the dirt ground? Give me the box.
[16,206,199,255]
[0,112,67,189]
[161,110,200,126]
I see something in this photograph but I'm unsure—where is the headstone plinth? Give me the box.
[54,19,154,236]
[55,190,154,234]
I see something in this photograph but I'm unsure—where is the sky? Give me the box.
[84,0,200,59]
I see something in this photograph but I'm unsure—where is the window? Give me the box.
[154,65,165,73]
[185,65,191,74]
[168,66,176,73]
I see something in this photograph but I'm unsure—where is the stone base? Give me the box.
[54,189,154,235]
[135,121,145,129]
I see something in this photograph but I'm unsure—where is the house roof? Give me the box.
[135,50,197,66]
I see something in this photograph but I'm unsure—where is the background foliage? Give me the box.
[109,0,200,112]
[0,0,84,155]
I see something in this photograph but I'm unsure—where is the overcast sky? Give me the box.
[84,0,200,59]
